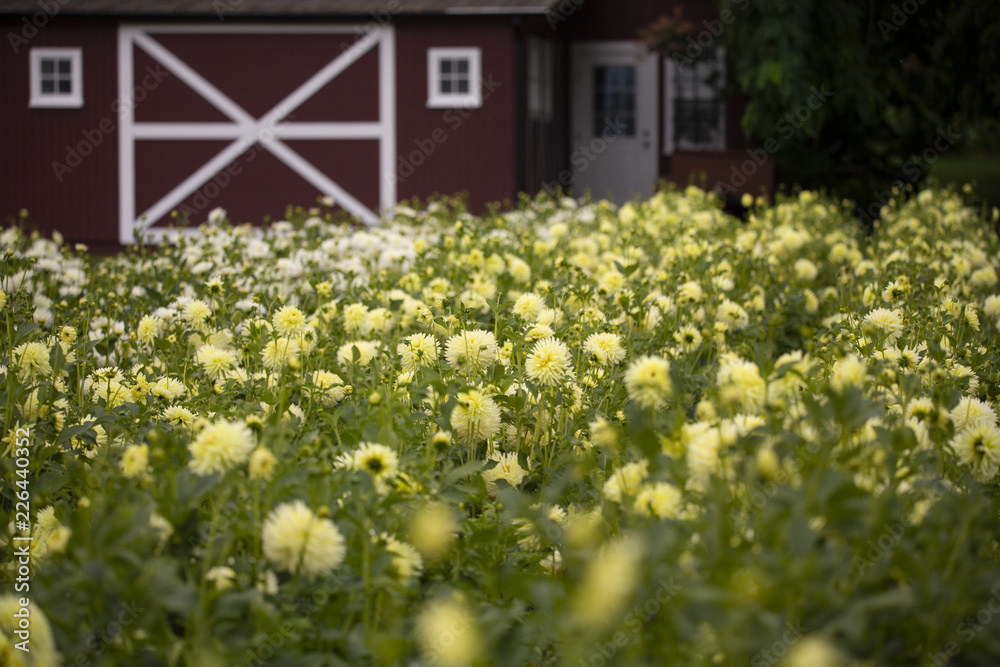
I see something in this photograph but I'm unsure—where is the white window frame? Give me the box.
[663,47,726,155]
[30,47,83,108]
[427,47,482,109]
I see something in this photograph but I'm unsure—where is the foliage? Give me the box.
[1,186,1000,666]
[648,0,1000,206]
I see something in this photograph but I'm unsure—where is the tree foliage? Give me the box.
[648,0,1000,205]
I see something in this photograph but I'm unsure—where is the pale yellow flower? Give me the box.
[12,341,51,382]
[951,422,1000,482]
[398,333,439,372]
[262,501,346,578]
[624,355,672,410]
[717,355,766,413]
[584,332,626,366]
[188,419,255,475]
[634,482,683,519]
[525,337,573,386]
[450,389,502,444]
[445,329,497,374]
[409,501,458,560]
[482,451,528,496]
[182,299,212,328]
[248,446,278,480]
[416,594,481,667]
[273,305,306,337]
[121,443,149,478]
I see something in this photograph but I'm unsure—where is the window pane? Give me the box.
[41,60,54,74]
[672,48,725,149]
[457,60,469,74]
[58,79,72,94]
[441,79,452,93]
[592,65,636,137]
[41,79,55,93]
[440,60,452,74]
[457,79,469,93]
[57,59,71,74]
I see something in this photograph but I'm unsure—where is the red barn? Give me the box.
[0,0,771,247]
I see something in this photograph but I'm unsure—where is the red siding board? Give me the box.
[132,43,230,123]
[134,140,233,214]
[286,139,380,211]
[290,47,379,122]
[395,23,517,212]
[0,18,120,245]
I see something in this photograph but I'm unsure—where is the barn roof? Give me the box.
[0,0,560,16]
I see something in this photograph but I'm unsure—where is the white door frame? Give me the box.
[570,40,658,203]
[117,24,396,244]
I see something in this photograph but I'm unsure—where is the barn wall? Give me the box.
[0,17,121,247]
[395,20,518,212]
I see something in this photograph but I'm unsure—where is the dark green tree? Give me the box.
[646,0,1000,213]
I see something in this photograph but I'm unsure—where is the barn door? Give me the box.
[570,41,657,203]
[117,24,395,244]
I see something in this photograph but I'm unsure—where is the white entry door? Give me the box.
[570,42,657,203]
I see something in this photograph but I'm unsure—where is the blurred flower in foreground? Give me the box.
[573,534,644,630]
[262,501,346,579]
[417,593,481,667]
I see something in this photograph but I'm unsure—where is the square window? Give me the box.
[427,47,482,108]
[30,48,83,108]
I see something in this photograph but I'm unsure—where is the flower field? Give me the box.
[2,186,1000,666]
